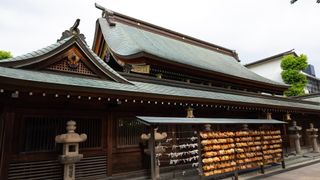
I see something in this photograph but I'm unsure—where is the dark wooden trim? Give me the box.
[0,108,14,180]
[92,20,103,55]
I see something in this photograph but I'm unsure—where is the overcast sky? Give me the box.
[0,0,319,76]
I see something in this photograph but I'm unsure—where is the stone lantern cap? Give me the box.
[55,120,87,143]
[141,128,167,141]
[307,123,318,132]
[288,121,302,131]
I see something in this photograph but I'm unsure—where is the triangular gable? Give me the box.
[0,19,129,84]
[22,41,110,79]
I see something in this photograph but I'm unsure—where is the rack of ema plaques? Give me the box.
[199,125,285,179]
[150,129,200,179]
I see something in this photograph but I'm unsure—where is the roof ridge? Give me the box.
[245,49,297,67]
[95,3,239,60]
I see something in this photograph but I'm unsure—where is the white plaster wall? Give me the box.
[247,58,285,84]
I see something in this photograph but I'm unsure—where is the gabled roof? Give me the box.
[94,4,287,89]
[245,49,297,67]
[0,20,129,84]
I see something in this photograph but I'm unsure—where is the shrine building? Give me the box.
[0,4,319,180]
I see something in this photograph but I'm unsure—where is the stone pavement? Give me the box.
[235,152,320,180]
[262,162,320,180]
[111,152,320,180]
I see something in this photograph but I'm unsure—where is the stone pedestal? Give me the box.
[288,121,302,155]
[291,134,302,155]
[306,123,320,153]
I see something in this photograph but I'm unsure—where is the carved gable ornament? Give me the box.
[67,52,81,69]
[46,49,96,76]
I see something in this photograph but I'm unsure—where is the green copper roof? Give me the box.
[0,66,318,111]
[136,116,286,125]
[0,35,128,83]
[0,37,72,63]
[98,18,286,87]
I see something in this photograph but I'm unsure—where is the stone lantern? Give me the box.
[55,120,87,180]
[306,123,320,153]
[288,121,302,155]
[141,128,167,180]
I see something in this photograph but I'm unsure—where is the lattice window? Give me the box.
[46,58,96,76]
[116,118,148,147]
[23,117,102,152]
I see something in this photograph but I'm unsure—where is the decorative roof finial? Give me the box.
[58,19,86,43]
[95,3,116,26]
[233,50,240,61]
[70,19,80,35]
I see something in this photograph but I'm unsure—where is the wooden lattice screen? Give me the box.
[46,58,96,76]
[116,118,148,147]
[23,117,102,152]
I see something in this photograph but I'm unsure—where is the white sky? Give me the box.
[0,0,319,76]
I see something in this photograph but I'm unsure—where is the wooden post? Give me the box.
[281,160,286,169]
[260,165,265,174]
[282,123,289,155]
[281,125,286,169]
[234,169,239,180]
[106,113,113,177]
[0,109,14,180]
[149,126,156,180]
[0,113,4,166]
[259,126,265,174]
[196,126,203,179]
[234,136,239,180]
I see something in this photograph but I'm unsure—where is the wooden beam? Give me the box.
[0,108,15,180]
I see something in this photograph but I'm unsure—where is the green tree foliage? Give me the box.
[280,54,308,96]
[0,50,12,60]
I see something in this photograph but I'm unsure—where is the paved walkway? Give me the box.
[262,162,320,180]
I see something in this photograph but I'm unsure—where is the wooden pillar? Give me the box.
[149,126,156,180]
[0,113,4,169]
[196,126,203,179]
[0,109,14,180]
[106,113,113,177]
